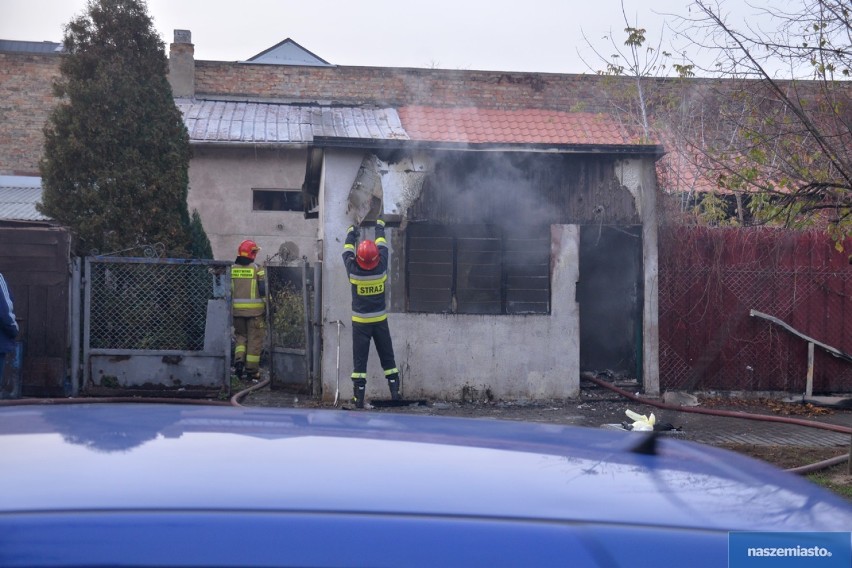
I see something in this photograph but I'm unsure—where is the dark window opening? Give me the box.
[253,189,303,212]
[406,224,550,315]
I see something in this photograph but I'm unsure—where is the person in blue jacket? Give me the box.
[0,272,19,390]
[342,219,400,408]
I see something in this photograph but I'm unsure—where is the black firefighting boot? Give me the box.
[352,378,367,409]
[387,375,401,401]
[234,361,245,379]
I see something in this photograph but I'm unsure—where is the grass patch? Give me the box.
[719,443,851,501]
[807,465,852,502]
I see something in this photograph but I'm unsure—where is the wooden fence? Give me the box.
[0,226,71,397]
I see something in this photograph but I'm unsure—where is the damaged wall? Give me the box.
[615,158,661,395]
[346,153,429,225]
[320,147,659,401]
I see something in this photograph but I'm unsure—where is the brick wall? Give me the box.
[0,49,746,176]
[0,53,61,175]
[3,52,634,175]
[194,62,617,112]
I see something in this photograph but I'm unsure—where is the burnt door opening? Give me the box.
[578,225,643,381]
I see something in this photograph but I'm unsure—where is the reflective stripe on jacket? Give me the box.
[342,222,389,323]
[231,263,266,317]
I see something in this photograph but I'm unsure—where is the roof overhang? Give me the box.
[188,141,311,150]
[310,136,665,158]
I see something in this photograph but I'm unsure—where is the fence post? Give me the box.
[806,341,814,398]
[264,265,272,383]
[302,258,312,383]
[312,261,322,399]
[69,258,82,396]
[82,257,92,390]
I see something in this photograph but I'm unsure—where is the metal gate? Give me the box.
[265,258,321,395]
[78,257,232,397]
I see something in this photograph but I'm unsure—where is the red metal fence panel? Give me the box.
[659,226,852,393]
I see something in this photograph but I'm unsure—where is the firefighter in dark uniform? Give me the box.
[231,239,266,380]
[342,218,400,408]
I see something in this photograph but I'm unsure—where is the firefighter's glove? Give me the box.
[347,225,360,238]
[376,217,385,227]
[625,409,655,432]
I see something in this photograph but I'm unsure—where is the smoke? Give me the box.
[420,151,561,235]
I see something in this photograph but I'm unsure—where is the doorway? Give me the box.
[578,225,643,381]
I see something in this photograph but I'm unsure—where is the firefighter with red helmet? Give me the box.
[342,218,400,408]
[231,239,266,380]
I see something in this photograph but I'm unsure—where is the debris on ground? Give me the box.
[700,396,834,417]
[662,391,699,406]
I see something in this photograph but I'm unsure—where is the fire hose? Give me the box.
[584,374,852,475]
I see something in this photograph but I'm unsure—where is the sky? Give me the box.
[0,0,763,74]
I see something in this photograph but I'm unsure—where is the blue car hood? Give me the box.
[1,403,850,533]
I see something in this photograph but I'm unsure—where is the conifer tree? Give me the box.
[39,0,205,257]
[189,209,213,259]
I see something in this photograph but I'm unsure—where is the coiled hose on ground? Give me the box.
[584,374,852,475]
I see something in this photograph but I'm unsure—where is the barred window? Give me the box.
[406,224,550,315]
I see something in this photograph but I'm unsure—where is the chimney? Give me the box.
[168,29,194,98]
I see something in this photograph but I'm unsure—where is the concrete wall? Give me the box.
[614,159,661,396]
[319,148,581,403]
[389,224,580,401]
[187,146,318,261]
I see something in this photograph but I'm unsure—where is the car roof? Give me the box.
[2,403,849,533]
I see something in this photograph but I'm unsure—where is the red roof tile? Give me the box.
[398,106,654,146]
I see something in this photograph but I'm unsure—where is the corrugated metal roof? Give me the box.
[398,106,654,146]
[0,39,63,54]
[175,99,409,144]
[0,185,49,221]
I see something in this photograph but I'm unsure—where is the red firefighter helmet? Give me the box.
[356,240,380,270]
[237,239,260,260]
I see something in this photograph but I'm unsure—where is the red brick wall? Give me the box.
[194,61,615,112]
[2,53,630,175]
[0,51,743,176]
[0,53,61,175]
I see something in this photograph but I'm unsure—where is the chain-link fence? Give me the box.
[659,226,852,393]
[82,257,232,393]
[87,258,227,350]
